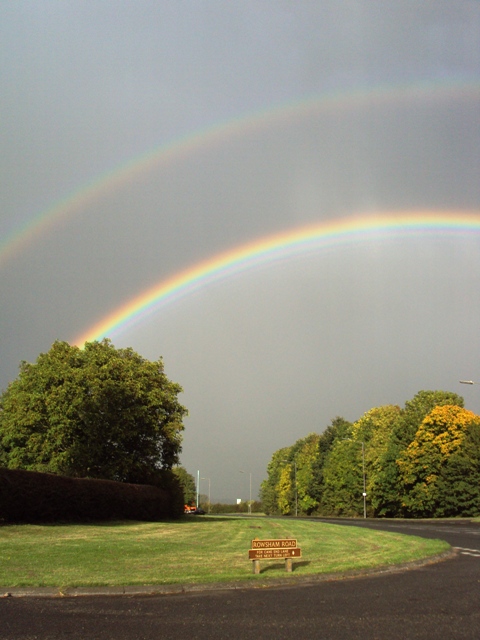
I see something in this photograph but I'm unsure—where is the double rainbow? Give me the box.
[1,79,478,346]
[2,78,478,268]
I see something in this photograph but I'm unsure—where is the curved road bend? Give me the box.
[1,520,479,640]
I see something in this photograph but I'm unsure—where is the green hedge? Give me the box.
[0,467,183,523]
[207,501,263,514]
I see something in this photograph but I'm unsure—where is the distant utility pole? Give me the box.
[361,441,366,519]
[239,470,252,514]
[201,477,211,513]
[196,470,200,508]
[342,439,366,518]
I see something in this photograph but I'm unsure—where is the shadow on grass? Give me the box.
[176,516,246,524]
[82,516,243,527]
[259,560,311,574]
[177,515,268,524]
[2,515,262,529]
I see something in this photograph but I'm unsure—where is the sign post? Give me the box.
[248,539,301,574]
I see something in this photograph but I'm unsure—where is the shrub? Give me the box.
[0,467,183,523]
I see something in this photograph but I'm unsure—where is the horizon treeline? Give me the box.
[260,390,480,518]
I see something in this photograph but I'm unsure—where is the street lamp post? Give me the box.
[361,441,366,520]
[239,470,252,514]
[293,462,297,517]
[196,470,200,509]
[201,477,211,513]
[343,440,366,519]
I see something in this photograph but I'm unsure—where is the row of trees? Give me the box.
[260,391,480,518]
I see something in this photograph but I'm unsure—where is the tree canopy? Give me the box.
[260,390,480,518]
[398,405,479,517]
[173,466,196,504]
[372,390,464,516]
[0,339,187,484]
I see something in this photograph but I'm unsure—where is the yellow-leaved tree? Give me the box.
[398,405,479,517]
[277,463,294,515]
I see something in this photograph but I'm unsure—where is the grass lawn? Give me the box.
[0,516,449,589]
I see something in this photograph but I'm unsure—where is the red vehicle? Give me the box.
[184,504,196,514]
[184,504,205,515]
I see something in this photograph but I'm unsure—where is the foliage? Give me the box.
[395,391,464,447]
[295,433,321,513]
[309,417,351,508]
[0,466,183,523]
[260,420,351,516]
[0,340,187,484]
[275,434,322,515]
[207,500,263,514]
[173,466,196,505]
[398,405,479,517]
[434,422,480,517]
[319,407,400,517]
[277,463,294,514]
[372,390,464,517]
[260,390,479,519]
[259,447,291,515]
[355,404,400,515]
[320,438,363,516]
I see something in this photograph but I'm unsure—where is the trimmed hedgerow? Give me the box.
[0,467,183,523]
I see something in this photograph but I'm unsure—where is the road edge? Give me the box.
[0,547,456,598]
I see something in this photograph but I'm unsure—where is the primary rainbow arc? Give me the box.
[74,210,480,346]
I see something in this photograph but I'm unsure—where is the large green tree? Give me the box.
[320,437,362,516]
[0,339,187,484]
[280,433,321,515]
[354,404,400,516]
[260,447,292,515]
[260,418,354,516]
[260,434,323,516]
[319,407,399,517]
[309,416,351,509]
[434,421,480,517]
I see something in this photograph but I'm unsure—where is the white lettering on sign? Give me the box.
[248,548,302,560]
[251,539,297,549]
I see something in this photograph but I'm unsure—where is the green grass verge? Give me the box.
[0,516,449,589]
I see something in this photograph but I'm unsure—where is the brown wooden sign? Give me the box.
[249,547,302,560]
[249,538,302,573]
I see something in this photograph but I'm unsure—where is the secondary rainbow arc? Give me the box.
[2,78,479,268]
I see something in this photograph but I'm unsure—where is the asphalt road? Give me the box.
[1,519,479,640]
